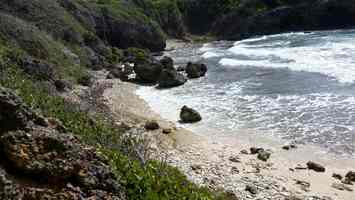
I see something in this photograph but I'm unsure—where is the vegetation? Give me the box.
[0,38,230,199]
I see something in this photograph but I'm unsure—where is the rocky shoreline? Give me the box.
[93,40,355,200]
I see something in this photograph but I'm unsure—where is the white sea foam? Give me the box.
[202,51,219,59]
[224,34,355,83]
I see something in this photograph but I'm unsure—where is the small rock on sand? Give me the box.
[250,147,264,154]
[257,151,271,162]
[282,144,297,150]
[307,161,326,172]
[229,155,241,163]
[144,120,160,130]
[331,183,353,192]
[332,173,343,180]
[240,149,249,154]
[245,184,258,194]
[162,128,172,134]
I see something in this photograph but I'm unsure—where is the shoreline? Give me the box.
[99,73,355,199]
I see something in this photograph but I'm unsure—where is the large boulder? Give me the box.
[158,69,187,88]
[134,60,163,83]
[180,105,202,123]
[185,62,208,79]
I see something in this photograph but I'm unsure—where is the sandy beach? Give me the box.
[96,71,355,200]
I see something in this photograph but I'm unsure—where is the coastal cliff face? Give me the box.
[1,0,355,199]
[212,0,355,40]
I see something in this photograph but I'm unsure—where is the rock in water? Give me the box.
[185,62,207,79]
[158,69,187,88]
[307,161,326,172]
[180,106,202,123]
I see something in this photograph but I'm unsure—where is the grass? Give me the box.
[0,41,232,200]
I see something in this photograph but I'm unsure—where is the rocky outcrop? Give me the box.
[134,60,163,83]
[213,0,355,40]
[180,105,202,123]
[158,69,187,88]
[185,62,208,79]
[0,87,124,199]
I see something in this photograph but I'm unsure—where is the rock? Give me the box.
[54,79,71,92]
[162,128,172,134]
[21,57,58,81]
[250,147,264,154]
[245,184,258,194]
[295,180,311,192]
[0,87,48,133]
[342,178,354,185]
[134,60,163,83]
[225,190,239,200]
[185,62,208,79]
[160,56,175,70]
[180,105,202,123]
[191,164,202,173]
[331,183,353,192]
[213,0,355,42]
[257,150,271,162]
[0,87,124,199]
[158,69,187,88]
[345,171,355,182]
[282,144,297,150]
[295,164,308,170]
[240,149,249,154]
[176,66,186,72]
[231,166,239,174]
[229,155,241,163]
[332,173,343,180]
[144,120,160,130]
[78,74,93,87]
[307,161,326,172]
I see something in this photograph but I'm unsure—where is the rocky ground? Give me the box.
[0,87,125,199]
